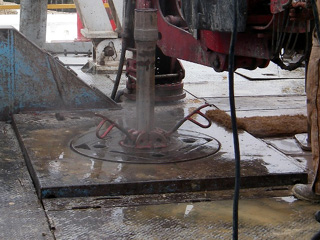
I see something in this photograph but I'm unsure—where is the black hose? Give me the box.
[111,40,127,101]
[228,0,240,239]
[111,0,132,100]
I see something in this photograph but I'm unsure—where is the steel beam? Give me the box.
[20,0,47,48]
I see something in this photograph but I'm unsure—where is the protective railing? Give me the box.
[0,3,110,10]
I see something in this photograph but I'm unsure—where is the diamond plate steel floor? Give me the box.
[0,123,54,240]
[44,196,320,240]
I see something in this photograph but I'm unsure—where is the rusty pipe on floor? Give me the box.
[134,9,158,132]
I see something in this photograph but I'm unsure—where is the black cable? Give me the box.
[228,0,240,239]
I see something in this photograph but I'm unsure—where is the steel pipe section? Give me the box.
[134,9,158,132]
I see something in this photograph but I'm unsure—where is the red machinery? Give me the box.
[123,0,312,101]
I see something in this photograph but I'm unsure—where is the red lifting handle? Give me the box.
[187,109,212,128]
[167,104,213,136]
[96,119,116,139]
[95,113,134,141]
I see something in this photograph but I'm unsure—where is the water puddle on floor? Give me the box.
[49,196,320,239]
[119,197,320,239]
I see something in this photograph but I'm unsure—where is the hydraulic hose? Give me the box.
[228,0,240,239]
[111,0,133,100]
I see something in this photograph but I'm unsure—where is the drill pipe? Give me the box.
[134,9,158,132]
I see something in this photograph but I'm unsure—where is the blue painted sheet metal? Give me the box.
[0,26,118,120]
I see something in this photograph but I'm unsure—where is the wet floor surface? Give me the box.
[12,98,307,198]
[45,196,320,239]
[1,58,316,239]
[0,123,54,239]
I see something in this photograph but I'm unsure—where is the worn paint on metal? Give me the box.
[0,26,118,120]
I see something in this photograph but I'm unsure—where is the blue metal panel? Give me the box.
[0,26,118,120]
[0,28,15,117]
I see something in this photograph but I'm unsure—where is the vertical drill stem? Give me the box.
[134,9,158,132]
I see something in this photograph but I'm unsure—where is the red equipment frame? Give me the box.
[134,0,311,72]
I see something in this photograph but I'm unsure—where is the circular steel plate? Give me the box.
[70,129,221,164]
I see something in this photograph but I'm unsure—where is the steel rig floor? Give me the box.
[1,59,319,239]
